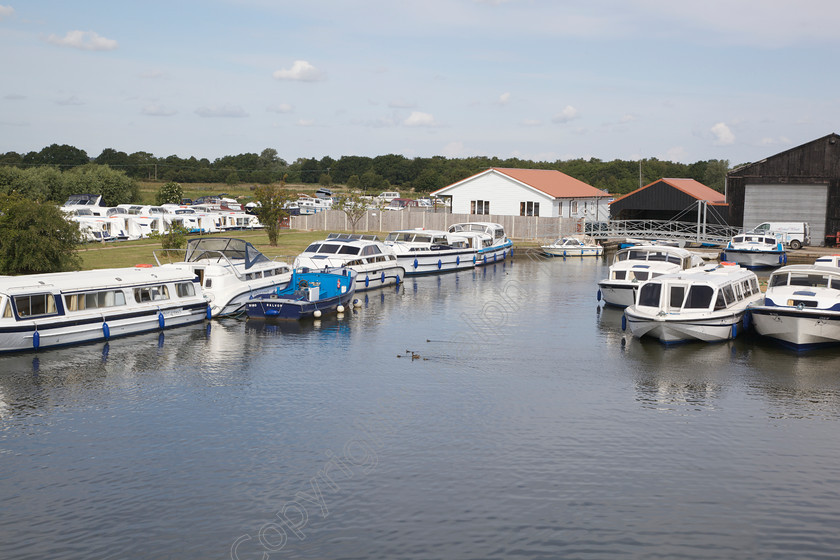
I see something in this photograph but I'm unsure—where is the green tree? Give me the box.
[156,181,184,205]
[22,143,89,169]
[334,191,370,233]
[0,195,82,274]
[61,164,139,205]
[254,181,292,246]
[703,159,730,193]
[319,173,333,187]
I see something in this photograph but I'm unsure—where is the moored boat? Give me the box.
[720,233,786,268]
[156,237,292,317]
[0,266,208,353]
[624,263,763,343]
[295,234,405,291]
[245,268,356,320]
[541,236,603,257]
[748,256,840,350]
[447,222,513,265]
[597,245,706,307]
[384,229,477,275]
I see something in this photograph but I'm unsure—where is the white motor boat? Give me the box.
[721,233,786,268]
[448,222,513,265]
[0,266,208,353]
[295,234,405,291]
[624,263,763,343]
[748,256,840,350]
[541,236,603,257]
[157,237,292,317]
[597,245,706,307]
[384,229,477,275]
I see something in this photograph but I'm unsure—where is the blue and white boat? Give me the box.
[245,268,357,320]
[541,236,603,257]
[720,233,786,269]
[0,266,208,354]
[748,256,840,350]
[294,234,405,291]
[447,222,513,265]
[384,229,477,275]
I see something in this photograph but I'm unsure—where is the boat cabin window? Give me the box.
[338,245,361,255]
[613,271,626,280]
[615,251,629,263]
[669,286,685,309]
[361,245,381,256]
[414,235,432,244]
[2,298,11,318]
[14,294,58,318]
[304,243,322,253]
[628,250,647,261]
[722,285,736,305]
[788,273,831,288]
[764,237,776,244]
[317,243,342,254]
[733,236,745,243]
[667,256,682,265]
[769,273,788,288]
[134,285,170,303]
[634,271,649,281]
[648,251,667,262]
[714,291,726,310]
[684,285,714,309]
[65,290,127,311]
[733,283,744,301]
[637,283,661,307]
[176,282,196,298]
[750,278,759,293]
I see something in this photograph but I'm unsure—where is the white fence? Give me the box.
[289,210,584,240]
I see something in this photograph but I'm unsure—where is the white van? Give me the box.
[749,222,810,249]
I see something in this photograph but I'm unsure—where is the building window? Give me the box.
[520,201,540,216]
[570,201,578,214]
[471,200,490,215]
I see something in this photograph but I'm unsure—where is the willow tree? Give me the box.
[253,181,292,246]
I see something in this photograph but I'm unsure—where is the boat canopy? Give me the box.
[184,238,269,270]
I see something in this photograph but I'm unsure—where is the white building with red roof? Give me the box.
[430,168,612,220]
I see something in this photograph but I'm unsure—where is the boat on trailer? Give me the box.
[720,233,786,269]
[623,262,763,344]
[294,234,405,291]
[245,268,357,320]
[0,266,208,354]
[597,245,706,307]
[156,237,292,317]
[748,256,840,350]
[384,229,477,275]
[447,222,513,266]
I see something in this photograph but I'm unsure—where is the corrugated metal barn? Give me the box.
[609,178,729,224]
[727,133,840,245]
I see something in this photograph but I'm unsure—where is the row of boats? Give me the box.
[596,244,840,350]
[0,222,513,354]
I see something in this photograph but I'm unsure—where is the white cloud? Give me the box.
[297,119,316,127]
[498,92,511,105]
[0,5,14,19]
[273,60,324,82]
[267,103,293,114]
[195,105,248,118]
[552,105,579,124]
[142,104,177,117]
[711,122,735,145]
[442,141,466,157]
[619,114,637,124]
[664,146,688,162]
[521,119,542,126]
[47,30,118,51]
[403,111,436,127]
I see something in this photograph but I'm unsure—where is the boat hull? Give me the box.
[597,281,637,308]
[749,306,840,349]
[624,309,745,343]
[475,240,514,266]
[396,249,477,275]
[0,303,208,354]
[245,269,357,320]
[542,247,603,257]
[354,264,406,291]
[721,249,786,269]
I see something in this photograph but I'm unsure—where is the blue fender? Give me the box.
[33,330,40,349]
[621,314,627,331]
[596,289,602,302]
[731,323,738,339]
[437,259,442,269]
[206,305,212,320]
[158,312,165,329]
[365,276,370,288]
[413,258,419,269]
[456,256,460,265]
[743,310,751,331]
[472,255,477,264]
[102,322,110,339]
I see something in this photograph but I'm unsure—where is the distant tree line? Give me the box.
[0,143,732,197]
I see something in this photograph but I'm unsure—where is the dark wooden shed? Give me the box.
[726,133,840,245]
[609,178,729,224]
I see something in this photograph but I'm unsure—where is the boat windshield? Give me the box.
[684,285,714,309]
[184,238,270,270]
[637,283,662,307]
[385,232,413,242]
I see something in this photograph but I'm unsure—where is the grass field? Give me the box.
[77,229,331,270]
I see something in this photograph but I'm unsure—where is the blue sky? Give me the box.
[1,0,839,165]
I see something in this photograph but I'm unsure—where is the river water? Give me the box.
[2,253,840,560]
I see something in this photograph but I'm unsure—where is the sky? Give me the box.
[1,0,840,166]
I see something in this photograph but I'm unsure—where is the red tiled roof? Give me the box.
[609,178,726,206]
[432,168,610,199]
